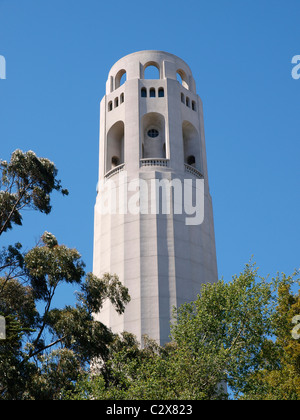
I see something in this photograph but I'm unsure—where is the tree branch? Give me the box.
[28,285,57,358]
[28,336,66,360]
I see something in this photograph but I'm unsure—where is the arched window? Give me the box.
[115,69,126,89]
[183,121,201,172]
[142,113,166,159]
[143,63,160,79]
[158,87,164,97]
[106,121,125,172]
[120,93,124,104]
[150,88,156,98]
[115,97,119,108]
[108,101,113,112]
[192,100,196,111]
[177,69,189,90]
[181,93,185,103]
[177,72,183,84]
[141,87,147,97]
[186,97,190,107]
[120,72,126,86]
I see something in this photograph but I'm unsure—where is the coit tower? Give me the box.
[93,51,218,345]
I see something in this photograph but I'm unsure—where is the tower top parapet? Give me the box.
[106,50,196,95]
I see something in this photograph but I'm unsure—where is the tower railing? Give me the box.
[104,163,125,180]
[184,163,204,179]
[140,158,169,168]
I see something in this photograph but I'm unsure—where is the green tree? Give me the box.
[0,150,130,399]
[241,275,300,399]
[67,265,300,400]
[169,264,276,399]
[0,149,68,236]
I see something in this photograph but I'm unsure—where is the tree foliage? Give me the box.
[0,150,130,400]
[0,150,68,236]
[66,265,300,401]
[241,276,300,399]
[0,233,130,399]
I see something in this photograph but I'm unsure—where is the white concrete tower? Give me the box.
[93,51,218,345]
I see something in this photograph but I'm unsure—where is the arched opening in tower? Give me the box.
[141,112,166,159]
[176,69,189,90]
[182,120,201,171]
[106,121,125,172]
[143,62,160,80]
[115,69,127,89]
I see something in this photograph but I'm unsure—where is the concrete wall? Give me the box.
[93,51,218,345]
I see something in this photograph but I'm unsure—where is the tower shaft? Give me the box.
[93,51,218,345]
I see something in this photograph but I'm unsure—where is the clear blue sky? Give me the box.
[0,0,299,307]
